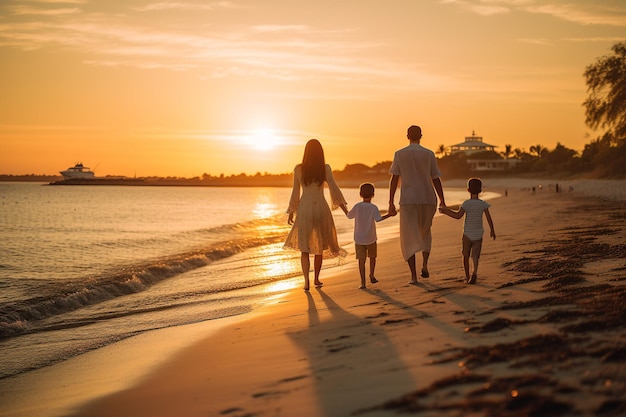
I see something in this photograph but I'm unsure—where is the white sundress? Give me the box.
[283,164,347,256]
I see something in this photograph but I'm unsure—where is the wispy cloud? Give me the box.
[440,0,518,16]
[516,37,552,45]
[29,0,87,3]
[0,3,409,86]
[135,2,213,12]
[443,0,626,26]
[9,6,81,15]
[526,3,626,26]
[251,25,311,33]
[564,36,626,42]
[2,0,615,96]
[133,1,238,12]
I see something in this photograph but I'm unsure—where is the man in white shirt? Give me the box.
[389,125,446,284]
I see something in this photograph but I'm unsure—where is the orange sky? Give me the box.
[1,0,625,177]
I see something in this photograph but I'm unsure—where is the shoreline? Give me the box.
[1,178,625,417]
[2,176,626,199]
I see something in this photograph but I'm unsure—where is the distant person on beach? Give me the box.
[284,139,348,291]
[439,178,496,284]
[389,125,446,284]
[347,183,396,289]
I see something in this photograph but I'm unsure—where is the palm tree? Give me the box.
[583,41,626,141]
[436,144,446,158]
[529,144,545,158]
[500,144,513,159]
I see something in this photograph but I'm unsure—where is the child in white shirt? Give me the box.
[347,183,395,289]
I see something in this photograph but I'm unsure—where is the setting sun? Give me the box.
[251,128,281,151]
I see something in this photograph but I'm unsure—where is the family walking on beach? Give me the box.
[283,125,496,291]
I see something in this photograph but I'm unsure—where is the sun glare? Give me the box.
[251,128,280,151]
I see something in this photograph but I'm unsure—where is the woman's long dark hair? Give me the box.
[301,139,326,186]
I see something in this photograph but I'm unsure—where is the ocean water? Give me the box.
[0,182,476,379]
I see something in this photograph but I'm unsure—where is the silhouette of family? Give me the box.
[284,125,496,291]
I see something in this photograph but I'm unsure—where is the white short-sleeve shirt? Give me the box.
[389,143,441,205]
[461,198,491,241]
[347,201,383,245]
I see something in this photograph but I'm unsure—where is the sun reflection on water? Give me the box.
[253,202,278,219]
[244,190,301,292]
[251,243,300,291]
[252,190,281,219]
[263,280,298,293]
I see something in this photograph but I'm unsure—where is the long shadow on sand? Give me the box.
[286,287,416,416]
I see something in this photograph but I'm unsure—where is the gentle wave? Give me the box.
[0,216,290,339]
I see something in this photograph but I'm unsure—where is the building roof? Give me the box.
[450,140,498,148]
[449,131,497,151]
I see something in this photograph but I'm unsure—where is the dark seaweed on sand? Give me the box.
[356,198,626,417]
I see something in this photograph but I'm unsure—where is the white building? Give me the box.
[449,131,497,155]
[449,131,519,172]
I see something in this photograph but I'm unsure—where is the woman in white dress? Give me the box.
[284,139,348,291]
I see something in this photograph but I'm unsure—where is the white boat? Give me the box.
[60,163,95,180]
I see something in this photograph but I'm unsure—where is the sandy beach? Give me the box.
[1,178,625,417]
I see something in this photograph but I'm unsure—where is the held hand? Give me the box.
[490,230,496,240]
[388,203,397,216]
